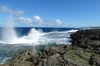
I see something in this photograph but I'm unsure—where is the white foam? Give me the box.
[67,30,78,33]
[0,15,78,45]
[1,15,44,44]
[0,57,11,64]
[1,14,18,44]
[14,28,44,44]
[1,28,44,44]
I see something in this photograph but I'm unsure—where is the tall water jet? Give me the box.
[1,14,44,44]
[1,14,18,44]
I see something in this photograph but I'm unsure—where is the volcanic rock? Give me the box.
[70,29,100,53]
[0,29,100,66]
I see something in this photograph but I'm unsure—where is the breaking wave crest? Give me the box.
[1,27,44,44]
[0,15,44,44]
[0,15,78,45]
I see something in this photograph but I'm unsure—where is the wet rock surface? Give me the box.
[0,29,100,66]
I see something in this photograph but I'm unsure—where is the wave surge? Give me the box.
[0,15,44,44]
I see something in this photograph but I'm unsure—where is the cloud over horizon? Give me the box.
[34,15,43,23]
[14,15,68,27]
[15,17,32,24]
[0,4,24,16]
[0,4,68,27]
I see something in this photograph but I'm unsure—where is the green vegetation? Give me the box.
[68,49,93,66]
[68,50,78,61]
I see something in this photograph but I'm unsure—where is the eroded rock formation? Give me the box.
[0,29,100,66]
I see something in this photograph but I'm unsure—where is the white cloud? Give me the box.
[15,17,32,24]
[55,19,62,25]
[14,15,68,27]
[0,4,69,27]
[0,5,24,16]
[33,15,43,23]
[13,10,24,16]
[14,15,44,25]
[0,5,11,13]
[32,16,68,27]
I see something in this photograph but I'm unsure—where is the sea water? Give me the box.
[0,15,80,64]
[0,27,79,64]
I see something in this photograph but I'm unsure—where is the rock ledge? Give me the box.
[0,29,100,66]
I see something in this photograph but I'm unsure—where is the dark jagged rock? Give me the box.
[0,29,100,66]
[0,45,92,66]
[70,29,100,53]
[89,54,100,66]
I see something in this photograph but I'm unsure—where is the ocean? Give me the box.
[0,27,80,64]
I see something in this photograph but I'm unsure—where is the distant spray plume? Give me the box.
[1,14,44,44]
[1,14,18,43]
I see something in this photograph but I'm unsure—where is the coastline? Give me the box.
[0,29,100,66]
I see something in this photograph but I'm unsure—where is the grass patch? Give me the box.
[68,50,78,61]
[68,49,93,66]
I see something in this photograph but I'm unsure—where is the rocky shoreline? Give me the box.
[0,29,100,66]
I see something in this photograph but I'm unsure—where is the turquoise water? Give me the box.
[0,44,58,64]
[0,27,79,64]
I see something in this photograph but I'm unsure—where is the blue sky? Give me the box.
[0,0,100,27]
